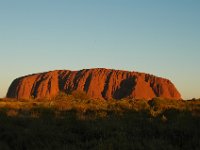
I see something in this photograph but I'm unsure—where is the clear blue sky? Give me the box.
[0,0,200,99]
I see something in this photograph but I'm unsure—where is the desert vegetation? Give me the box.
[0,92,199,150]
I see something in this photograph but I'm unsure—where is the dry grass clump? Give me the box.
[6,109,18,117]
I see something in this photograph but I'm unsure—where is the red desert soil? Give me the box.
[7,68,181,100]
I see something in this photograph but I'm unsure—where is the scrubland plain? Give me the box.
[0,92,199,150]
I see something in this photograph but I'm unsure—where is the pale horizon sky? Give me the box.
[0,0,200,99]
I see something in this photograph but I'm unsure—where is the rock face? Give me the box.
[7,68,181,100]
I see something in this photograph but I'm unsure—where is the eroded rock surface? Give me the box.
[7,68,181,100]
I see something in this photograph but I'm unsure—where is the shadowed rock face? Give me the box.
[6,68,181,100]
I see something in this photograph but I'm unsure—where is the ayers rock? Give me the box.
[7,68,181,100]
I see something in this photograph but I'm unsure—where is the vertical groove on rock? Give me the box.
[58,70,71,93]
[101,71,113,99]
[73,70,85,91]
[84,73,92,93]
[47,77,52,95]
[113,76,136,99]
[31,74,47,98]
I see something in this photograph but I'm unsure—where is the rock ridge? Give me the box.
[7,68,181,100]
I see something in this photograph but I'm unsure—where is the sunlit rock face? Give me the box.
[7,68,181,100]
